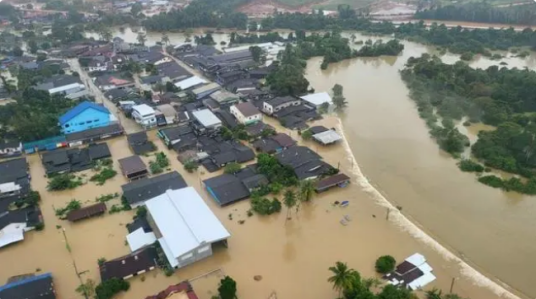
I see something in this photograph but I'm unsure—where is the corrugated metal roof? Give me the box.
[59,101,110,125]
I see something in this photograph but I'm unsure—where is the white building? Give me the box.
[230,102,262,125]
[145,187,230,269]
[34,75,89,100]
[132,104,157,128]
[174,76,207,90]
[192,109,222,131]
[300,92,333,108]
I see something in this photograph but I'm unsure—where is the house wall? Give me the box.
[0,144,22,157]
[132,110,157,128]
[176,243,214,268]
[61,108,111,134]
[230,106,262,125]
[263,100,301,115]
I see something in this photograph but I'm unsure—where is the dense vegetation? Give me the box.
[415,2,536,26]
[355,40,404,57]
[95,278,130,299]
[218,276,238,299]
[402,54,536,194]
[47,174,83,191]
[375,255,396,274]
[142,0,248,31]
[266,44,309,96]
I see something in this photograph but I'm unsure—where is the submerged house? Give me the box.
[100,246,158,281]
[0,272,56,299]
[59,101,115,134]
[121,171,188,208]
[145,187,230,269]
[275,146,334,181]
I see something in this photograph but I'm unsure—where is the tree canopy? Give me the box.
[402,54,536,194]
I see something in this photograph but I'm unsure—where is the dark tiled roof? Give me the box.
[233,146,255,163]
[203,174,250,206]
[145,281,199,299]
[0,140,21,151]
[127,132,148,144]
[212,151,237,166]
[66,202,107,222]
[276,146,321,169]
[214,110,238,129]
[0,158,28,185]
[65,124,124,143]
[99,246,157,281]
[294,160,333,181]
[252,138,280,153]
[234,102,259,117]
[118,156,147,176]
[0,272,55,299]
[121,171,187,206]
[88,143,111,160]
[267,96,299,107]
[315,173,350,191]
[271,133,295,148]
[309,126,329,135]
[159,125,194,142]
[245,121,273,137]
[127,217,152,234]
[241,174,268,190]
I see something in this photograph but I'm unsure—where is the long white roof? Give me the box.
[145,187,230,259]
[192,109,221,128]
[174,76,207,90]
[300,92,333,106]
[405,253,426,267]
[408,272,436,290]
[0,223,26,248]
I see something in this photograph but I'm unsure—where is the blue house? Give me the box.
[59,101,112,134]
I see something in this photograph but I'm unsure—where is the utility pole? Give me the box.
[449,277,456,293]
[385,208,390,221]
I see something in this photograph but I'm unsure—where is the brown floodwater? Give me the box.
[304,34,536,298]
[2,28,534,299]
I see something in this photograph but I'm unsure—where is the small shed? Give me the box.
[312,130,342,145]
[119,156,148,181]
[66,203,107,222]
[315,173,350,193]
[300,92,333,108]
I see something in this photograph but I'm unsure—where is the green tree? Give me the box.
[301,129,313,140]
[249,45,263,63]
[95,278,130,299]
[298,180,315,202]
[283,190,297,220]
[131,3,143,16]
[28,39,38,54]
[375,255,396,274]
[224,162,241,174]
[218,276,237,299]
[76,279,95,298]
[137,32,147,46]
[12,46,23,57]
[184,160,198,173]
[328,261,356,297]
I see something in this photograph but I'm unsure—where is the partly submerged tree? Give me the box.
[283,190,297,221]
[328,261,356,297]
[332,84,347,111]
[218,276,237,299]
[375,255,396,274]
[137,32,147,46]
[298,179,315,202]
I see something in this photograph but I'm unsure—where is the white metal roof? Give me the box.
[192,109,222,128]
[126,228,157,252]
[132,104,155,117]
[405,253,426,267]
[0,223,26,248]
[158,237,179,268]
[417,262,433,273]
[300,92,333,107]
[145,187,230,259]
[408,272,436,290]
[174,76,207,90]
[313,130,342,144]
[0,182,21,194]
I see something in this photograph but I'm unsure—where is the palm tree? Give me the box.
[328,262,355,297]
[283,190,296,221]
[298,180,315,203]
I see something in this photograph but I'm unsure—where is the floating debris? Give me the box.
[340,201,349,207]
[254,275,262,281]
[238,220,245,225]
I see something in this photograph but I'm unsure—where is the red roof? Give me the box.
[145,281,198,299]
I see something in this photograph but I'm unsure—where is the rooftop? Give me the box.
[209,90,239,104]
[174,76,207,90]
[203,174,250,206]
[192,82,220,95]
[0,272,55,299]
[65,124,123,143]
[313,130,342,145]
[192,109,222,128]
[133,104,156,116]
[59,101,110,125]
[99,246,158,281]
[121,171,188,206]
[146,187,230,262]
[300,92,333,106]
[66,202,107,222]
[119,156,147,176]
[233,102,260,117]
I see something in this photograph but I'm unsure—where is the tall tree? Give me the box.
[298,180,315,203]
[332,84,347,111]
[327,261,355,297]
[137,32,147,46]
[283,190,296,221]
[249,46,263,63]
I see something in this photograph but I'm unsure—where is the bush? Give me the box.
[55,199,81,218]
[47,174,82,191]
[375,255,396,274]
[460,52,474,61]
[224,162,241,174]
[96,193,119,203]
[90,168,117,185]
[149,161,163,174]
[155,152,169,168]
[251,196,281,215]
[135,206,147,218]
[301,129,313,140]
[458,159,484,173]
[218,276,237,299]
[184,160,198,173]
[95,278,130,299]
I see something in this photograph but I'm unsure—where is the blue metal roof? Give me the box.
[59,101,110,125]
[0,272,52,292]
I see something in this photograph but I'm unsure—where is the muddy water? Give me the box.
[305,34,536,298]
